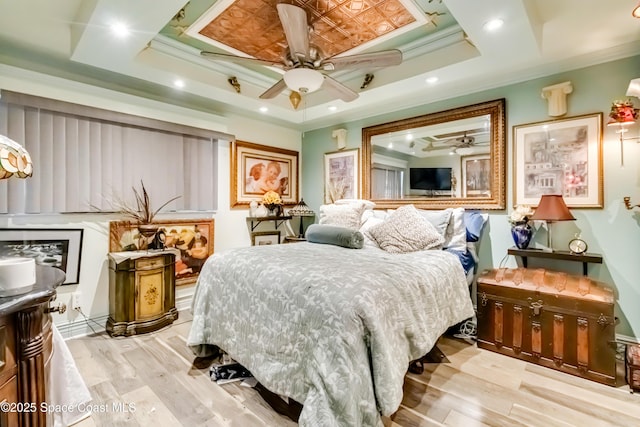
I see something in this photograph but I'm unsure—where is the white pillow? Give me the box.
[319,203,366,230]
[367,205,445,253]
[443,207,466,251]
[416,208,453,238]
[335,199,376,210]
[359,216,384,248]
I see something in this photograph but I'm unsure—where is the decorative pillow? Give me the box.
[306,224,364,249]
[367,205,444,253]
[443,207,466,251]
[359,216,385,248]
[319,203,366,230]
[335,199,376,210]
[416,208,453,238]
[464,210,489,242]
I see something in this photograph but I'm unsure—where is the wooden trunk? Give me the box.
[477,268,616,386]
[627,344,640,391]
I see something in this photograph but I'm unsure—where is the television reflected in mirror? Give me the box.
[362,99,506,210]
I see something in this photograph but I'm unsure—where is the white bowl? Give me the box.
[0,257,36,297]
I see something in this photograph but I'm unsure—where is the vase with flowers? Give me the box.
[509,204,535,249]
[262,190,283,217]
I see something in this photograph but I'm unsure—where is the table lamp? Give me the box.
[530,194,575,251]
[287,199,315,237]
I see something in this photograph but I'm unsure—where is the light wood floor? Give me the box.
[66,313,640,427]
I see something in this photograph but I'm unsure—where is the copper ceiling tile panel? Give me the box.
[198,0,416,60]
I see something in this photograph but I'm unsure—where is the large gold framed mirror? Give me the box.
[362,99,506,210]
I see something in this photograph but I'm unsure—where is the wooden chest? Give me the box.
[627,344,640,391]
[477,268,616,386]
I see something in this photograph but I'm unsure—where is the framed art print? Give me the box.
[461,154,491,197]
[513,113,603,208]
[324,148,359,203]
[109,219,214,286]
[231,140,299,208]
[251,231,281,246]
[0,228,84,285]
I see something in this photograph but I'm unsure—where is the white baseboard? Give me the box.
[55,314,110,340]
[55,293,194,340]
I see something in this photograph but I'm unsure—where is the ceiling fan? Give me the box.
[421,131,487,151]
[200,3,403,102]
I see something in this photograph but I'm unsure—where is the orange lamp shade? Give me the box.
[530,194,575,222]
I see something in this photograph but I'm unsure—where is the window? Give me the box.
[0,91,230,214]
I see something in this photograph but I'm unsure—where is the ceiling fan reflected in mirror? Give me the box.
[421,130,488,152]
[200,3,403,103]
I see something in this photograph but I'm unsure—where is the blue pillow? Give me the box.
[464,210,488,242]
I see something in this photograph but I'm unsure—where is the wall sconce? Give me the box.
[624,196,640,210]
[331,128,348,150]
[607,99,639,165]
[228,77,241,93]
[541,81,572,117]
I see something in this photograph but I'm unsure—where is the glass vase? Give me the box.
[511,223,533,249]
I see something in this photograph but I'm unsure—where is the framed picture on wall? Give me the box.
[0,228,84,285]
[231,140,299,208]
[461,154,491,197]
[324,148,359,203]
[109,219,214,286]
[513,113,603,207]
[251,231,281,246]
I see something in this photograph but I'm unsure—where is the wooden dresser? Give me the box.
[107,251,178,337]
[0,265,63,426]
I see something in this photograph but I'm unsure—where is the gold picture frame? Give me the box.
[513,113,603,208]
[231,140,299,208]
[461,154,491,198]
[109,219,214,286]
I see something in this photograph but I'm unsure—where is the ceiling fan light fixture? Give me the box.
[283,68,324,94]
[289,91,301,109]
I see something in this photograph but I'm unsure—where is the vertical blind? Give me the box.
[0,92,226,214]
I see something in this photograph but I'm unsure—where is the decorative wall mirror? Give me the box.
[362,98,506,210]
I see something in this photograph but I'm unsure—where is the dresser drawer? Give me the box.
[0,375,19,427]
[135,256,168,270]
[0,316,17,386]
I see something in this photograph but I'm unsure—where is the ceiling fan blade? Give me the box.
[321,49,402,71]
[259,79,287,99]
[321,76,359,102]
[277,4,310,61]
[201,51,282,68]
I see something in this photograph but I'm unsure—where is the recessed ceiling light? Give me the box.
[173,79,185,89]
[425,76,438,84]
[259,106,268,113]
[405,134,413,140]
[387,142,393,149]
[110,22,130,38]
[328,106,337,112]
[483,18,504,32]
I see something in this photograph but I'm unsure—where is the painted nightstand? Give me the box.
[107,250,178,337]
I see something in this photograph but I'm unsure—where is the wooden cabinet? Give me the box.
[107,251,178,337]
[0,265,63,427]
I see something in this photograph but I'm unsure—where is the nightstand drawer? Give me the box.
[136,256,169,270]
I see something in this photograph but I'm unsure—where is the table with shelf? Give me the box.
[247,215,292,232]
[507,248,603,276]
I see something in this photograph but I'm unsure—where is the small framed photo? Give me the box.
[0,228,84,285]
[251,231,281,246]
[461,154,491,197]
[513,113,603,208]
[231,140,299,208]
[324,148,359,203]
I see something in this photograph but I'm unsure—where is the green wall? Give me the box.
[302,55,640,339]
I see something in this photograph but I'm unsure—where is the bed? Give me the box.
[187,225,476,426]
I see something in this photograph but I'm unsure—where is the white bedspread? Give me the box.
[188,243,474,426]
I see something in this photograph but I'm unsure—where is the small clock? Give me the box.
[568,237,588,254]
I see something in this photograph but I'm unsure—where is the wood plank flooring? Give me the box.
[66,313,640,427]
